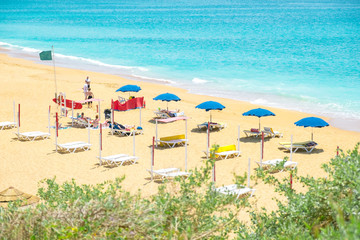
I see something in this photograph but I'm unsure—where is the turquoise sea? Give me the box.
[1,0,359,130]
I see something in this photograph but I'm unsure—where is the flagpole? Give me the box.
[52,46,58,101]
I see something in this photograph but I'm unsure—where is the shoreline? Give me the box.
[1,44,359,133]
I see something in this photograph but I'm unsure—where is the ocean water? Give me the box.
[1,0,360,130]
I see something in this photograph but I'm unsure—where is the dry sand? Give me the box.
[0,53,359,217]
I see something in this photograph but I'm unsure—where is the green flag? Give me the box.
[39,50,52,61]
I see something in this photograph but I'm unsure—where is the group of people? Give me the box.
[83,76,94,107]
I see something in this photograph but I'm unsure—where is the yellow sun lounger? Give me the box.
[157,134,187,148]
[204,144,241,159]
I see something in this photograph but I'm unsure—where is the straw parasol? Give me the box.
[0,186,40,208]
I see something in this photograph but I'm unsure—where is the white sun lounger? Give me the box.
[256,159,298,171]
[215,184,255,198]
[243,130,270,138]
[197,122,226,130]
[279,141,318,153]
[147,168,191,180]
[100,154,138,167]
[15,131,50,141]
[0,121,17,130]
[263,127,283,138]
[56,141,91,153]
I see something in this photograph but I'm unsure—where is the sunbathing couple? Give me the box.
[77,113,99,128]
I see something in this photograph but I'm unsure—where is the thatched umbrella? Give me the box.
[0,187,39,208]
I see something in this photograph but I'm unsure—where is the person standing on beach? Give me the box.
[87,87,94,108]
[85,76,91,88]
[83,80,89,100]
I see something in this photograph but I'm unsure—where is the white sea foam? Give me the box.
[132,74,176,84]
[0,42,39,53]
[0,41,148,73]
[192,77,208,84]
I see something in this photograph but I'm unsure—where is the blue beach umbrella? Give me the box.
[196,101,225,122]
[153,93,181,110]
[242,108,275,130]
[115,85,141,97]
[294,117,329,140]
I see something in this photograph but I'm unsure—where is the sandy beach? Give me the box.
[1,53,359,217]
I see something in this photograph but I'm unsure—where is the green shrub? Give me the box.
[240,143,360,239]
[0,146,248,239]
[1,144,359,239]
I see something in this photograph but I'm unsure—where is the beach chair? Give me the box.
[243,128,269,137]
[215,184,255,198]
[118,96,127,104]
[56,141,91,153]
[15,131,50,141]
[263,127,283,138]
[256,159,297,172]
[100,154,138,167]
[0,121,17,130]
[157,134,188,148]
[114,127,143,136]
[204,144,241,159]
[147,168,191,180]
[154,110,184,119]
[279,141,318,153]
[197,122,226,130]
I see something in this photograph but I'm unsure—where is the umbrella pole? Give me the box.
[259,118,261,131]
[311,129,314,141]
[260,136,262,169]
[207,121,210,158]
[261,132,264,166]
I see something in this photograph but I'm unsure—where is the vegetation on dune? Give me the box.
[0,144,359,239]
